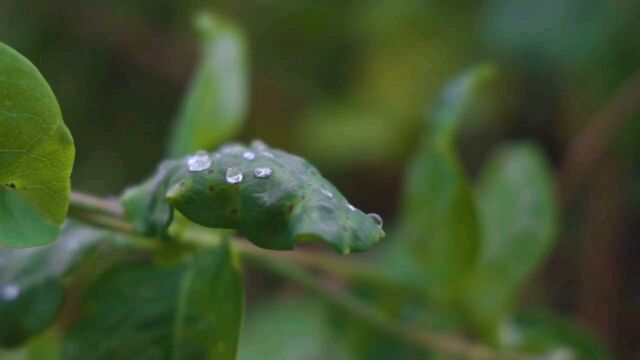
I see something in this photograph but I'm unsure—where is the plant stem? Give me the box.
[67,191,534,360]
[559,69,640,205]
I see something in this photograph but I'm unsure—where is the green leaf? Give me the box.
[239,297,351,360]
[122,141,385,254]
[62,242,243,360]
[168,12,248,157]
[464,143,558,338]
[0,222,104,347]
[120,161,183,239]
[0,42,75,247]
[397,64,496,301]
[505,312,610,360]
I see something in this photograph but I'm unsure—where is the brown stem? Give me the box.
[559,69,640,204]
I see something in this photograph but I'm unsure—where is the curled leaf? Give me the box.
[122,142,385,254]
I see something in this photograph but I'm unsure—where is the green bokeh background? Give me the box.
[1,0,639,358]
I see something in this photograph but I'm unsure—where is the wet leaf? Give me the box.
[122,141,385,254]
[0,42,75,247]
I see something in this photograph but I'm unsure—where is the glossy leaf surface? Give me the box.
[0,42,75,247]
[122,141,385,254]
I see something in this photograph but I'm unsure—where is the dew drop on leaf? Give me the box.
[1,282,20,301]
[347,204,357,211]
[321,189,334,198]
[187,151,212,172]
[242,151,255,160]
[368,213,383,228]
[225,168,244,184]
[251,139,267,150]
[254,167,273,178]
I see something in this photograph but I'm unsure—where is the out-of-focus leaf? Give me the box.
[296,102,413,168]
[239,297,351,360]
[483,0,620,69]
[504,312,610,360]
[0,223,104,347]
[62,242,243,360]
[397,64,496,302]
[0,42,75,247]
[24,329,61,360]
[122,141,385,254]
[464,143,558,339]
[168,12,248,157]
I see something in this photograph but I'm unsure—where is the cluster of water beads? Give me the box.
[187,150,212,172]
[1,282,20,302]
[186,147,383,230]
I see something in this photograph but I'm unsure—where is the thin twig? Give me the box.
[241,249,534,360]
[559,69,640,205]
[67,191,534,360]
[70,191,124,217]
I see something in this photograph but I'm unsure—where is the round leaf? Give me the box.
[0,42,75,247]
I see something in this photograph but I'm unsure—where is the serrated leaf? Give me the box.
[121,141,385,254]
[0,222,104,347]
[168,12,248,157]
[0,42,75,247]
[62,242,243,360]
[464,143,558,339]
[397,64,496,301]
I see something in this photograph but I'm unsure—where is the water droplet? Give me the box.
[1,283,20,301]
[221,144,245,154]
[368,213,383,228]
[347,204,357,211]
[242,151,255,160]
[251,139,267,150]
[187,151,212,172]
[321,189,334,198]
[225,168,243,184]
[254,167,273,178]
[262,152,275,159]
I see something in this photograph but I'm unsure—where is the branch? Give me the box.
[67,191,534,360]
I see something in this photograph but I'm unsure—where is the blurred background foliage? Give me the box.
[1,0,639,358]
